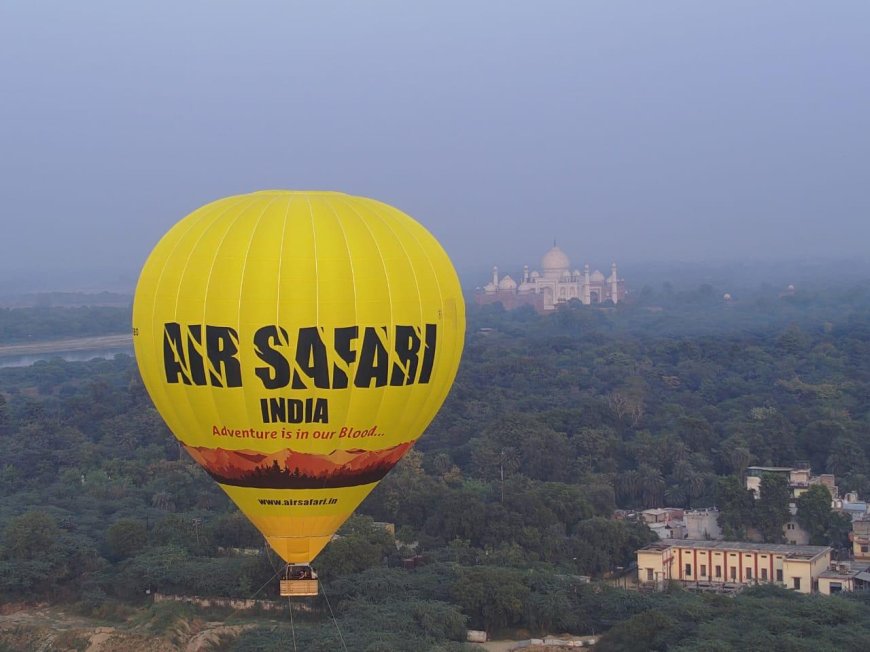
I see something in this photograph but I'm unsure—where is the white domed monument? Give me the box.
[476,244,626,312]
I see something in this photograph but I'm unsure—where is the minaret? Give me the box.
[523,265,529,283]
[583,264,591,305]
[611,262,619,304]
[492,266,498,287]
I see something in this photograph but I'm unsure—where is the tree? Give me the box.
[596,609,678,652]
[755,473,791,543]
[637,464,666,508]
[569,518,656,576]
[798,421,846,477]
[518,427,572,482]
[315,516,395,579]
[618,470,641,506]
[450,566,530,632]
[0,511,100,599]
[715,476,755,539]
[2,511,60,561]
[795,485,850,548]
[678,416,715,453]
[0,392,8,433]
[795,485,832,545]
[211,511,263,549]
[725,445,752,478]
[151,491,176,512]
[608,389,645,427]
[826,436,869,478]
[471,441,519,502]
[106,519,147,560]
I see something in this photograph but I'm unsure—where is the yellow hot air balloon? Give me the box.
[133,191,464,591]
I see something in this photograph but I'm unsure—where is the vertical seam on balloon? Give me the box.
[357,199,425,449]
[378,203,446,440]
[236,194,281,435]
[140,207,209,465]
[237,196,279,324]
[271,195,300,554]
[173,196,253,317]
[333,195,395,455]
[308,196,361,556]
[308,195,354,555]
[377,203,459,446]
[304,195,321,544]
[276,195,293,327]
[145,196,250,452]
[324,193,359,442]
[305,196,320,327]
[184,195,259,448]
[329,196,359,337]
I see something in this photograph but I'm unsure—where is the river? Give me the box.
[0,334,134,369]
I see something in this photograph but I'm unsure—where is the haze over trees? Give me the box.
[2,277,870,647]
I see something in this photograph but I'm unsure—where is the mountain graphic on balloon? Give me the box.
[184,441,414,489]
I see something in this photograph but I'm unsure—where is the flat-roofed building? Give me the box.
[637,540,831,594]
[818,562,870,595]
[835,493,870,521]
[745,465,838,501]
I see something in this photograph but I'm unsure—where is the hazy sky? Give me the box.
[1,1,869,286]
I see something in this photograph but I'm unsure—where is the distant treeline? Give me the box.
[0,291,132,309]
[0,305,131,344]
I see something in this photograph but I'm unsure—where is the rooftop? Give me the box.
[746,466,793,474]
[640,539,831,559]
[819,563,870,580]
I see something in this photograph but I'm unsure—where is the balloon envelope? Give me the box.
[133,191,465,563]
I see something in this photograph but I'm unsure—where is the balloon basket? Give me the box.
[280,565,319,597]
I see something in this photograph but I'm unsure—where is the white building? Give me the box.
[476,245,626,312]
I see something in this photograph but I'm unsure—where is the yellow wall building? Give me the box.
[637,540,831,594]
[852,519,870,560]
[817,562,870,595]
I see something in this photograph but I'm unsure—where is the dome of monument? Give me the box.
[541,246,570,280]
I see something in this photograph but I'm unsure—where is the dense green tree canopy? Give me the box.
[3,280,870,646]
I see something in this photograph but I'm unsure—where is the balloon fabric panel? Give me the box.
[133,191,464,564]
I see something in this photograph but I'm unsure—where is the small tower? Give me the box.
[492,266,499,287]
[611,262,619,305]
[523,265,529,283]
[583,264,591,305]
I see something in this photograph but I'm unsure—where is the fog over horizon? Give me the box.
[2,1,869,290]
